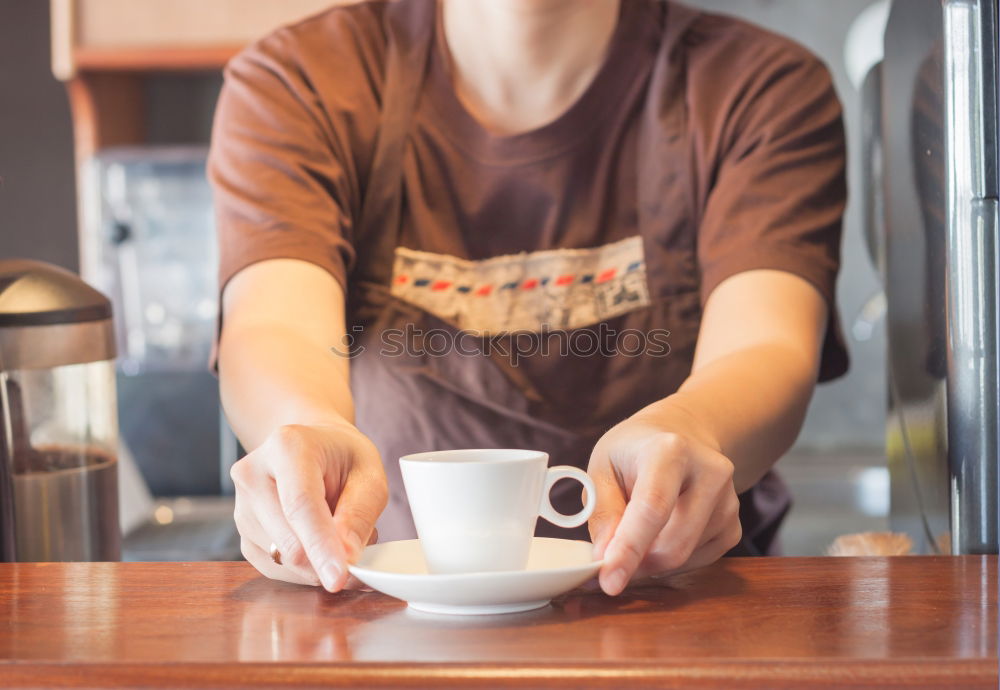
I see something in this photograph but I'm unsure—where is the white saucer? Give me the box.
[347,537,602,615]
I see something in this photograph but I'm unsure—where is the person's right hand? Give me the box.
[231,421,387,592]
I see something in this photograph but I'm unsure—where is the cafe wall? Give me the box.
[0,0,887,453]
[0,0,78,271]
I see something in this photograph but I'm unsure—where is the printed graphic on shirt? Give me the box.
[390,236,651,334]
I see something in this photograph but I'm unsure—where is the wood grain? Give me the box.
[73,46,241,71]
[73,0,344,49]
[65,73,144,162]
[0,556,995,689]
[53,0,365,79]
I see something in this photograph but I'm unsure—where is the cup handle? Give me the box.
[538,466,597,529]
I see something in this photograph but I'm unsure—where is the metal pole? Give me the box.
[943,0,1000,554]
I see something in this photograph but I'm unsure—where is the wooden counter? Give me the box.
[0,556,995,688]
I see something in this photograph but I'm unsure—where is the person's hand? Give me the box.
[231,421,387,592]
[587,411,742,595]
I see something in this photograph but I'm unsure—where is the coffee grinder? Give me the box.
[0,259,121,561]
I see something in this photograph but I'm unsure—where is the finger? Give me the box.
[601,455,685,595]
[628,520,740,588]
[232,455,318,584]
[660,519,742,577]
[644,457,736,573]
[267,430,348,592]
[636,470,743,577]
[586,452,626,559]
[341,527,380,592]
[636,487,739,580]
[331,459,388,563]
[277,468,347,592]
[692,487,740,550]
[645,482,725,575]
[328,435,386,562]
[240,537,318,587]
[234,465,319,584]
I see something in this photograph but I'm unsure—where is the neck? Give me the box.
[441,0,621,134]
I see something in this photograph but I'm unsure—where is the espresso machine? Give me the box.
[0,259,121,561]
[868,0,999,554]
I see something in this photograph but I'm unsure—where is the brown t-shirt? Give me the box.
[209,0,848,553]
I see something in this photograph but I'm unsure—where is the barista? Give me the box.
[210,0,847,595]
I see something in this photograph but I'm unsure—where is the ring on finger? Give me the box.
[269,542,282,565]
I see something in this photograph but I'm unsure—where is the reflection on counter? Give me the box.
[222,558,995,664]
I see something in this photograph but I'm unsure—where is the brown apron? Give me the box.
[347,0,790,556]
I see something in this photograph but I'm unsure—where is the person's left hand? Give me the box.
[587,409,743,595]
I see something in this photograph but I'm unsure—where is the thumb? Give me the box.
[332,460,388,563]
[587,465,626,560]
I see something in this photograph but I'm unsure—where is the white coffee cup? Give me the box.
[399,449,596,574]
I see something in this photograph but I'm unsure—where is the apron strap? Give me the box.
[350,0,435,322]
[637,1,702,257]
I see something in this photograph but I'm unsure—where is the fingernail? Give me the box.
[592,532,611,558]
[320,561,342,592]
[606,568,628,595]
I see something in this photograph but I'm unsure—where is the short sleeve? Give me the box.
[697,51,849,381]
[208,32,358,296]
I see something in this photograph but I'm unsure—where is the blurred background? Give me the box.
[0,0,915,559]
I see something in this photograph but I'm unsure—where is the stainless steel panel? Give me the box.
[882,0,952,553]
[861,63,886,277]
[943,0,999,554]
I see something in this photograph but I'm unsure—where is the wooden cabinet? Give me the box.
[51,0,337,78]
[49,0,348,269]
[51,0,345,154]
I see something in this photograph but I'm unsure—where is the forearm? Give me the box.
[219,322,355,451]
[634,342,817,493]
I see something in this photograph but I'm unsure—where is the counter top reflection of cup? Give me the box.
[399,449,596,574]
